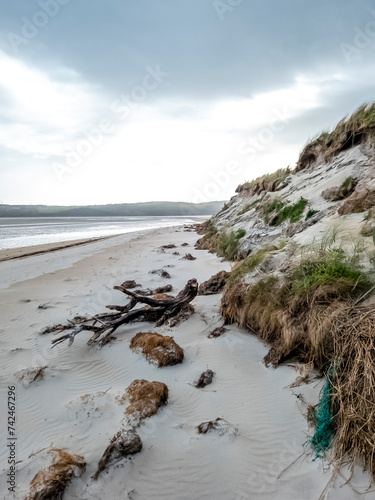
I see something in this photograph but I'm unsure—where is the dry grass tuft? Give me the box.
[297,102,375,171]
[130,332,184,367]
[236,167,291,195]
[221,245,375,478]
[124,379,169,421]
[26,449,86,500]
[329,307,375,477]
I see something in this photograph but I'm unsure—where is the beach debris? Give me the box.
[160,244,177,249]
[198,270,230,295]
[24,448,86,500]
[39,315,90,335]
[16,366,47,387]
[166,303,194,327]
[92,428,142,480]
[195,369,215,388]
[19,298,31,303]
[149,269,171,278]
[130,332,184,367]
[121,280,141,289]
[135,284,173,297]
[121,379,169,422]
[45,279,198,347]
[285,361,315,388]
[208,326,227,338]
[197,418,238,438]
[182,253,196,260]
[38,303,51,310]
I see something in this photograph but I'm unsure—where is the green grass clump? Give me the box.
[260,198,285,223]
[270,197,308,226]
[227,248,270,286]
[290,249,371,297]
[235,228,246,239]
[217,228,246,260]
[306,209,319,220]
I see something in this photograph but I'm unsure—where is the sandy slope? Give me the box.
[0,227,372,499]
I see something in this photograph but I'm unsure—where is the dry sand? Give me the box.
[0,226,372,499]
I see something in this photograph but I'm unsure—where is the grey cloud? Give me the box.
[2,0,375,100]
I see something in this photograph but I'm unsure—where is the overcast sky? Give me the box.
[1,0,375,205]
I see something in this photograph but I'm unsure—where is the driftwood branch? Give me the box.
[42,279,198,348]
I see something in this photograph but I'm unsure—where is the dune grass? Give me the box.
[261,197,308,225]
[306,209,319,220]
[297,102,375,170]
[237,167,291,193]
[217,229,246,260]
[226,248,270,286]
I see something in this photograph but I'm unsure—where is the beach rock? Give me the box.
[198,271,231,295]
[197,418,238,438]
[181,242,189,246]
[123,379,169,422]
[121,280,141,289]
[130,332,184,367]
[182,253,196,260]
[172,251,180,255]
[338,187,375,215]
[195,369,214,388]
[149,269,171,279]
[92,428,142,480]
[24,448,86,500]
[208,326,227,338]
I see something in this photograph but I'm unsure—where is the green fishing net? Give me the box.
[309,378,333,459]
